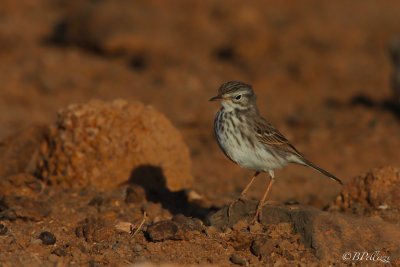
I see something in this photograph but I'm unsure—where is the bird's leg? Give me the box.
[228,171,260,217]
[251,171,275,223]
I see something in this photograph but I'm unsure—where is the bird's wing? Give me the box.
[254,118,343,185]
[254,118,303,157]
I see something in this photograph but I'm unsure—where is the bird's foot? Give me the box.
[227,197,246,217]
[250,202,264,224]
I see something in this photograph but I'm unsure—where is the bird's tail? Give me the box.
[300,159,343,185]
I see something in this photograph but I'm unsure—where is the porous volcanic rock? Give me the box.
[36,99,193,191]
[329,166,400,224]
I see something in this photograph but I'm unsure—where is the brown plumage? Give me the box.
[210,81,342,222]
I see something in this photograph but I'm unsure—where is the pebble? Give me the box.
[39,231,56,245]
[115,221,133,233]
[0,224,8,235]
[230,254,248,266]
[146,220,178,242]
[172,214,204,232]
[52,247,67,256]
[134,244,143,253]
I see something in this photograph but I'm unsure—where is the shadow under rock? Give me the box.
[128,165,215,221]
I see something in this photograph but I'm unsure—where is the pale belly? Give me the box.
[216,129,287,172]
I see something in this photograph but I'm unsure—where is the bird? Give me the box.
[209,81,343,222]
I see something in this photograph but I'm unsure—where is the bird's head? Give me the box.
[209,81,256,111]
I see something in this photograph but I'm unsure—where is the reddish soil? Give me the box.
[1,0,400,266]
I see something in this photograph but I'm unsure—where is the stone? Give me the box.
[0,196,51,221]
[146,220,179,242]
[52,247,67,257]
[75,217,115,243]
[39,231,56,245]
[208,201,400,262]
[230,253,248,266]
[146,215,205,242]
[36,100,193,192]
[134,244,143,253]
[330,166,400,224]
[115,221,133,234]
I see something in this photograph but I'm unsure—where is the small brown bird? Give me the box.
[210,81,342,222]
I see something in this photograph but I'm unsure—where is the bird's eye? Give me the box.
[235,95,242,100]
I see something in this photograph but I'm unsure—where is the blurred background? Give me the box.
[1,0,400,207]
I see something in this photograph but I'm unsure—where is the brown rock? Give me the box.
[229,253,248,266]
[115,221,134,234]
[309,210,400,261]
[146,220,179,242]
[146,215,204,242]
[51,246,67,257]
[208,201,400,262]
[0,125,47,178]
[206,200,257,230]
[38,231,56,245]
[75,217,115,243]
[330,166,400,224]
[171,214,204,233]
[171,214,205,240]
[0,195,51,221]
[36,100,193,191]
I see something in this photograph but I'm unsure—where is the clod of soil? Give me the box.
[329,166,400,224]
[36,99,193,191]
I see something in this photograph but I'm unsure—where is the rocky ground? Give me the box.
[1,0,400,266]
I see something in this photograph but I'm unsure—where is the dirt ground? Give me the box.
[1,0,400,266]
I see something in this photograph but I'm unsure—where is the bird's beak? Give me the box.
[209,95,223,101]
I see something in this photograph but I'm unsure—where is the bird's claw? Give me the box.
[250,203,264,224]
